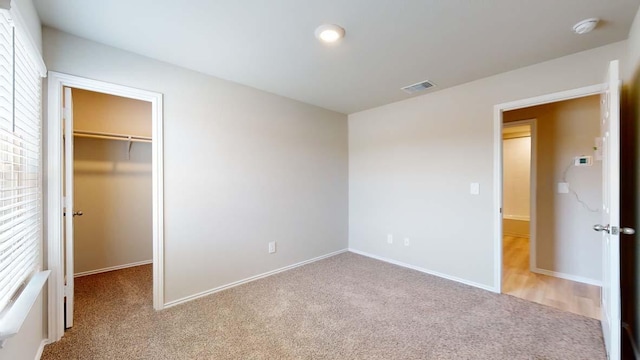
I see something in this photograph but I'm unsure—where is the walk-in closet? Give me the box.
[70,88,153,278]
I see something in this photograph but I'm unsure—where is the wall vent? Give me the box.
[401,80,436,94]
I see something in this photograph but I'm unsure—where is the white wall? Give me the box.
[502,136,530,220]
[43,27,349,304]
[349,41,627,289]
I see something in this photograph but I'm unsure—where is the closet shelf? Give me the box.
[73,130,152,143]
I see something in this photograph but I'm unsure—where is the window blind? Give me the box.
[0,9,42,313]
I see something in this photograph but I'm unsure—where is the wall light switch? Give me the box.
[387,234,393,244]
[404,238,410,246]
[268,241,276,254]
[470,182,480,195]
[558,182,569,194]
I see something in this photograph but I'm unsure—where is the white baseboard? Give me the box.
[74,260,153,278]
[532,267,602,286]
[35,339,48,360]
[348,248,498,293]
[163,249,348,309]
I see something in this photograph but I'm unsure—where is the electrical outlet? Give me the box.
[268,241,276,254]
[387,234,393,244]
[404,238,410,246]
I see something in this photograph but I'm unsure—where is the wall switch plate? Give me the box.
[268,241,276,254]
[558,182,569,194]
[387,234,393,244]
[470,182,480,195]
[404,238,410,246]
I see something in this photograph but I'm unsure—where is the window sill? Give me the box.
[0,270,50,348]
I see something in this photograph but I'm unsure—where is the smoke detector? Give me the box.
[401,80,436,94]
[573,18,599,35]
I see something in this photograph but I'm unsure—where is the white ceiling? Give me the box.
[34,0,640,114]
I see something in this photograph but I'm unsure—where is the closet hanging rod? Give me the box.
[72,130,152,143]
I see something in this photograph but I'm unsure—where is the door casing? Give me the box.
[492,82,607,293]
[46,72,165,343]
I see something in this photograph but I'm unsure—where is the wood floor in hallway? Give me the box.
[502,235,601,320]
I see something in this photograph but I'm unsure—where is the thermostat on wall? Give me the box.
[574,155,593,166]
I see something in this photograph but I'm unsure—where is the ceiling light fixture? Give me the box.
[572,18,599,35]
[315,24,345,43]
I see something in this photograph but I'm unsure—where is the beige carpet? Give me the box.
[42,252,606,359]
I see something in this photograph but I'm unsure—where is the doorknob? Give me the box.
[621,227,635,235]
[593,224,635,235]
[593,224,610,233]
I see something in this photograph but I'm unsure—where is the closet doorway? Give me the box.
[47,73,164,342]
[71,88,153,273]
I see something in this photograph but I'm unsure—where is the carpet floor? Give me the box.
[41,252,606,359]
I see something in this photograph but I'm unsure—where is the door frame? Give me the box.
[501,119,537,273]
[46,72,165,342]
[492,83,606,293]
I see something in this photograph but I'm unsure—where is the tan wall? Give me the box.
[73,139,152,274]
[504,95,601,282]
[502,136,530,220]
[72,88,152,137]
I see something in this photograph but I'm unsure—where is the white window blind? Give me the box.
[0,9,42,313]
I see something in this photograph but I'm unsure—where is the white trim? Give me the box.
[502,215,530,221]
[34,339,48,360]
[74,260,153,278]
[348,248,498,293]
[164,249,348,309]
[46,72,164,342]
[532,267,602,287]
[496,84,606,112]
[493,83,606,294]
[0,271,50,347]
[493,106,503,293]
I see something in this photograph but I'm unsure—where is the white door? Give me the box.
[596,59,624,360]
[63,87,75,328]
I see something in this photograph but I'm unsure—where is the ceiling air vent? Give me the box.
[401,80,436,94]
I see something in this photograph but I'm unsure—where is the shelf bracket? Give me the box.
[127,136,132,160]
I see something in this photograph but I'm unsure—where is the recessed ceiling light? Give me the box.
[315,24,345,43]
[573,18,599,35]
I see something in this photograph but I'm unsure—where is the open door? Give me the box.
[63,87,75,329]
[595,59,635,360]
